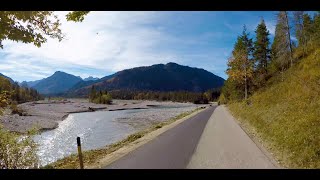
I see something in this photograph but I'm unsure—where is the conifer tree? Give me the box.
[253,18,271,86]
[271,11,294,75]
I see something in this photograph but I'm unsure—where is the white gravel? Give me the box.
[0,99,204,133]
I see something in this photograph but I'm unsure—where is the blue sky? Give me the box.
[0,11,292,82]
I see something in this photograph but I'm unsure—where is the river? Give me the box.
[33,103,199,166]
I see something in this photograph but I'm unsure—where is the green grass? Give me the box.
[228,49,320,168]
[43,107,203,169]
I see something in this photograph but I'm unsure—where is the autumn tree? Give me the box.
[0,11,88,169]
[0,11,89,49]
[226,25,254,100]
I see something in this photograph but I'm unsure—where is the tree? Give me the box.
[0,11,89,49]
[253,19,271,86]
[313,13,320,47]
[270,11,294,76]
[284,11,294,67]
[89,85,97,102]
[293,11,307,57]
[226,25,254,100]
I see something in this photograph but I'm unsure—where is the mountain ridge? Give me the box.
[0,73,14,83]
[68,62,225,96]
[32,71,83,95]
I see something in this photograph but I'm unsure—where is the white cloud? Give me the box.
[0,11,229,81]
[1,11,180,80]
[265,21,276,35]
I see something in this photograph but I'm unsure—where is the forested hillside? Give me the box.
[220,11,320,168]
[68,62,225,96]
[0,76,43,115]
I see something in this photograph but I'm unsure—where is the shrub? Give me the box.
[218,93,227,105]
[0,126,39,169]
[101,94,112,104]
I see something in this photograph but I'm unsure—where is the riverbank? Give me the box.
[0,99,204,133]
[43,106,207,169]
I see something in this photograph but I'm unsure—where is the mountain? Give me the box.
[83,76,99,81]
[20,79,42,88]
[69,73,115,92]
[0,73,14,83]
[68,62,225,96]
[32,71,83,95]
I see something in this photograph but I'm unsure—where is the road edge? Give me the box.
[222,105,282,169]
[87,105,210,169]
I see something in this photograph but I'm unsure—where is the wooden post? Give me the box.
[77,137,84,169]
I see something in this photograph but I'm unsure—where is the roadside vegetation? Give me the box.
[219,11,320,168]
[89,85,113,104]
[44,107,203,169]
[0,126,39,169]
[0,11,90,169]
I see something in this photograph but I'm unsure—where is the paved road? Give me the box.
[104,106,217,169]
[187,105,277,169]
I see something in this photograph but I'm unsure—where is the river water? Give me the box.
[33,104,199,166]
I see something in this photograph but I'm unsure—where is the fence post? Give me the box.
[77,137,84,169]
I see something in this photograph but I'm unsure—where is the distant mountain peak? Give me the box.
[53,71,66,75]
[32,71,83,95]
[166,62,179,66]
[83,76,99,81]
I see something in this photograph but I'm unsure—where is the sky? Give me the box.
[0,11,285,82]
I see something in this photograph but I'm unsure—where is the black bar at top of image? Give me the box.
[0,0,319,11]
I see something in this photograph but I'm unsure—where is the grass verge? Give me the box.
[43,107,203,169]
[228,50,320,168]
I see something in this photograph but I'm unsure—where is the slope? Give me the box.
[228,49,320,168]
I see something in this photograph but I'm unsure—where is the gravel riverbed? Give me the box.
[0,99,206,133]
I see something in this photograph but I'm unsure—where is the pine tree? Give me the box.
[89,85,96,102]
[293,12,305,44]
[303,13,315,49]
[313,13,320,47]
[270,11,294,76]
[253,18,271,86]
[293,11,307,57]
[99,90,102,103]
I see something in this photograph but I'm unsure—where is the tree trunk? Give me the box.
[285,11,294,67]
[244,66,248,100]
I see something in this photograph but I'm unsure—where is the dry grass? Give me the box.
[228,49,320,168]
[43,107,202,169]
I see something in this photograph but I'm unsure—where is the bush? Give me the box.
[218,93,227,105]
[0,126,39,169]
[92,93,112,104]
[101,94,112,104]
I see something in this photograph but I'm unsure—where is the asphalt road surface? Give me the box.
[105,106,217,169]
[187,106,277,169]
